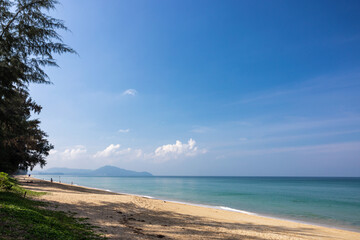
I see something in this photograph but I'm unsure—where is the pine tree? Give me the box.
[0,0,75,173]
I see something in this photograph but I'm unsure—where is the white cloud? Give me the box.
[45,146,87,163]
[93,144,144,161]
[93,144,121,158]
[123,89,137,96]
[62,145,87,159]
[49,149,58,155]
[154,139,206,162]
[118,129,130,133]
[44,139,206,169]
[43,144,145,170]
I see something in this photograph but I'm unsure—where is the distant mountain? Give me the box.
[32,165,153,177]
[92,166,152,177]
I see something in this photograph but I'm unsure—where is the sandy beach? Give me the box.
[17,176,360,240]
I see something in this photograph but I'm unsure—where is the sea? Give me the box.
[33,175,360,232]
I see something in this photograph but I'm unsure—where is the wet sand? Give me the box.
[17,176,360,240]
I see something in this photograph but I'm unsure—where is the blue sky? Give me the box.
[31,0,360,176]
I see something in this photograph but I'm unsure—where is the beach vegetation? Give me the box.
[0,172,14,190]
[0,175,105,239]
[0,0,75,174]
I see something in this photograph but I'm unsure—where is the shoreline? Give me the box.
[32,175,359,233]
[20,176,360,239]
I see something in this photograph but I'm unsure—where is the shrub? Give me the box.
[0,172,14,190]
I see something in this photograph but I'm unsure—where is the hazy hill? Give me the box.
[92,166,152,177]
[33,165,153,177]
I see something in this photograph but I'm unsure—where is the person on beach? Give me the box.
[51,178,53,183]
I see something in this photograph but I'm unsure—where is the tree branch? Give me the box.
[0,0,45,39]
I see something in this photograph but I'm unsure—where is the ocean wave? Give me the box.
[217,206,257,215]
[142,195,154,199]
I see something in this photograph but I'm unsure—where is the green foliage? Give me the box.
[0,172,14,190]
[0,177,104,239]
[2,174,45,196]
[0,89,54,173]
[0,0,76,173]
[0,0,75,86]
[0,193,105,240]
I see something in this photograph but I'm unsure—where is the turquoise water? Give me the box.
[34,175,360,232]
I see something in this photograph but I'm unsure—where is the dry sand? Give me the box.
[17,176,360,240]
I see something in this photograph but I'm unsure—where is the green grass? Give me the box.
[0,178,105,240]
